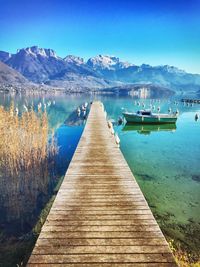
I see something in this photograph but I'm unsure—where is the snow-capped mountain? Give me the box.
[87,55,133,70]
[0,46,200,92]
[3,46,65,82]
[16,46,59,58]
[64,55,84,65]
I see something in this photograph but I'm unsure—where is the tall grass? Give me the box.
[0,103,58,224]
[0,103,57,178]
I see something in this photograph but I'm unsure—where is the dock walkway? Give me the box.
[28,101,177,266]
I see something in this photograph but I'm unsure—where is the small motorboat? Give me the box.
[123,110,178,124]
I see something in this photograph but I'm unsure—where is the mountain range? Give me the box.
[0,46,200,95]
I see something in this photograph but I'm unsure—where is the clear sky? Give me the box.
[0,0,200,73]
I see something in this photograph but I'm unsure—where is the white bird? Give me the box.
[38,102,42,111]
[15,107,19,115]
[23,105,28,112]
[115,133,120,146]
[110,127,115,135]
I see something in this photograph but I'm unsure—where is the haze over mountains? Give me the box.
[0,46,200,94]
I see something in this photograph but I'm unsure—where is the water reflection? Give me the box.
[0,166,53,234]
[0,94,85,236]
[122,123,177,135]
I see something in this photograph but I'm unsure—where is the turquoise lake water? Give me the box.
[0,93,200,265]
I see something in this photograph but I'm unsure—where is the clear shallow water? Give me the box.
[0,93,200,264]
[103,97,200,255]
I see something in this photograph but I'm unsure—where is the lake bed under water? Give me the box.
[0,93,199,265]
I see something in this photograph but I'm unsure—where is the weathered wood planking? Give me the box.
[27,101,177,266]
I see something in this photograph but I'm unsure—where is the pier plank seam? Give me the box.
[27,101,177,266]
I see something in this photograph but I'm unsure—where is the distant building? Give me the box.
[138,87,150,98]
[129,87,150,98]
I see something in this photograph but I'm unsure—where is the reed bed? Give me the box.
[0,102,57,180]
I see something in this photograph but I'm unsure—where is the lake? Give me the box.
[0,92,199,266]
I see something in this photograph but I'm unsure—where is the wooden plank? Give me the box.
[28,253,175,264]
[32,245,170,254]
[44,219,157,226]
[28,263,177,267]
[38,231,164,239]
[35,237,168,246]
[27,101,177,266]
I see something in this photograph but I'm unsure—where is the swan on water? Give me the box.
[15,107,19,116]
[23,105,28,112]
[175,109,179,115]
[77,107,81,114]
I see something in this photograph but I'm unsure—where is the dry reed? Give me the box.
[0,102,57,180]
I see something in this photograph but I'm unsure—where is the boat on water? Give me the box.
[122,123,176,135]
[123,110,178,124]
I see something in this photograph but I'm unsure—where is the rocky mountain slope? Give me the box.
[0,61,28,85]
[1,46,200,94]
[86,56,200,91]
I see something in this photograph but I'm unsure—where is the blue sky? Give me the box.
[0,0,200,73]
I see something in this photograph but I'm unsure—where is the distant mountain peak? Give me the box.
[0,51,12,62]
[0,46,200,92]
[87,55,133,70]
[17,46,58,58]
[161,65,186,74]
[64,55,84,65]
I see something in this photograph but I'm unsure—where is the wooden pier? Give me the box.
[28,101,177,266]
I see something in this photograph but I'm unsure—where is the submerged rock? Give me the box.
[138,173,155,180]
[192,174,200,182]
